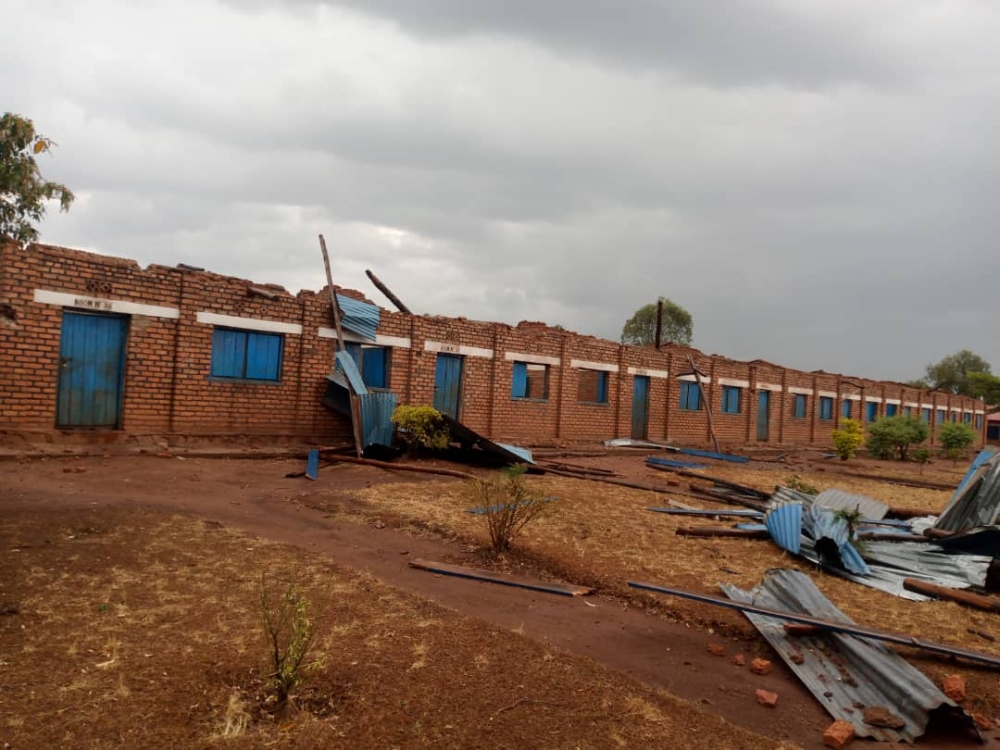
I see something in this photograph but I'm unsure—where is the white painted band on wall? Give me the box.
[905,402,919,408]
[506,351,560,366]
[951,407,962,412]
[570,358,619,373]
[34,288,180,319]
[867,397,883,403]
[818,390,837,398]
[196,312,302,335]
[921,404,934,410]
[885,398,902,405]
[976,410,986,415]
[787,386,814,395]
[317,328,411,348]
[425,340,494,359]
[759,383,783,392]
[843,394,862,401]
[678,373,710,383]
[628,366,670,379]
[717,377,750,388]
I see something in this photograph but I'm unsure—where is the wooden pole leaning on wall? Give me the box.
[687,354,721,454]
[319,234,364,458]
[654,299,663,349]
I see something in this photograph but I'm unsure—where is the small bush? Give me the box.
[865,415,929,461]
[257,572,325,706]
[938,421,977,454]
[912,447,932,474]
[783,474,819,495]
[391,405,450,453]
[472,465,550,553]
[831,418,864,460]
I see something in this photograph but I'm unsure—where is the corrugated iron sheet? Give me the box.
[359,391,397,448]
[935,456,1000,532]
[495,443,535,464]
[647,508,763,517]
[334,350,368,395]
[720,569,980,744]
[674,447,750,464]
[862,541,990,590]
[814,489,889,521]
[439,413,533,466]
[764,503,802,554]
[646,456,709,470]
[336,293,380,341]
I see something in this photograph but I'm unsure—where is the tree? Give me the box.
[938,421,977,455]
[831,418,864,460]
[924,350,992,397]
[865,415,929,461]
[621,297,693,347]
[1,113,74,245]
[967,372,1000,406]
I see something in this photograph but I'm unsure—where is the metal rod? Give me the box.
[627,580,1000,669]
[365,269,412,314]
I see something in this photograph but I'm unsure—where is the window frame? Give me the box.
[818,396,833,421]
[720,385,741,414]
[886,403,898,417]
[679,380,703,411]
[209,327,284,383]
[842,399,852,419]
[792,393,807,419]
[512,361,551,402]
[576,368,609,405]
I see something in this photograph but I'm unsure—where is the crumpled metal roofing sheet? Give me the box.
[814,488,889,521]
[862,541,990,590]
[336,293,380,341]
[358,391,397,448]
[720,569,980,744]
[764,503,802,554]
[803,505,871,575]
[646,456,709,470]
[935,456,1000,533]
[333,350,368,394]
[674,447,750,464]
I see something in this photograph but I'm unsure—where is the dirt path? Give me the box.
[0,455,983,749]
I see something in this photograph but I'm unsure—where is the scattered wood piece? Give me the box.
[628,579,1000,669]
[887,507,940,520]
[784,623,826,638]
[318,453,476,480]
[676,526,771,539]
[408,558,593,597]
[903,579,1000,613]
[818,469,953,491]
[536,460,618,476]
[536,466,685,495]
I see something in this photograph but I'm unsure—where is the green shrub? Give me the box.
[865,415,929,461]
[783,474,819,495]
[938,421,977,454]
[831,418,864,460]
[912,447,932,474]
[472,465,551,553]
[391,405,450,452]
[257,572,325,706]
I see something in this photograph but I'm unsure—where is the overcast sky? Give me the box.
[4,1,1000,380]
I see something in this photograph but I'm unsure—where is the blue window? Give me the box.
[976,414,983,430]
[343,343,390,389]
[793,394,807,419]
[842,399,852,418]
[721,386,741,414]
[964,412,972,425]
[577,369,608,404]
[679,381,702,411]
[903,406,912,419]
[951,412,958,423]
[818,396,833,421]
[512,362,550,401]
[886,403,898,417]
[937,409,946,424]
[921,407,931,422]
[866,401,878,422]
[210,328,283,382]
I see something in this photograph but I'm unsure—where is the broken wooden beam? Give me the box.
[319,453,477,480]
[409,558,592,597]
[676,526,771,539]
[365,269,412,314]
[627,580,1000,669]
[903,579,1000,613]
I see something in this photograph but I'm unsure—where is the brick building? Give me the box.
[0,242,987,449]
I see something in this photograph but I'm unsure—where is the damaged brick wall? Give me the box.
[0,242,988,449]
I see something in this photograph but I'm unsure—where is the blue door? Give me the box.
[631,375,650,439]
[757,390,770,441]
[57,311,128,428]
[433,354,463,419]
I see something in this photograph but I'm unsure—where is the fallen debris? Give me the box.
[707,642,726,656]
[822,719,855,749]
[408,558,593,597]
[364,268,412,314]
[646,456,710,470]
[676,527,771,540]
[863,707,905,729]
[319,453,476,480]
[943,674,967,703]
[755,689,778,708]
[749,658,772,676]
[902,578,1000,612]
[934,450,1000,533]
[732,654,746,667]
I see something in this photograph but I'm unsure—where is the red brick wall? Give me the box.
[0,242,987,449]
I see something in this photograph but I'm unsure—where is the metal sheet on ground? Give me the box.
[408,558,592,597]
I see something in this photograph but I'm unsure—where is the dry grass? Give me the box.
[357,467,1000,718]
[0,506,776,749]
